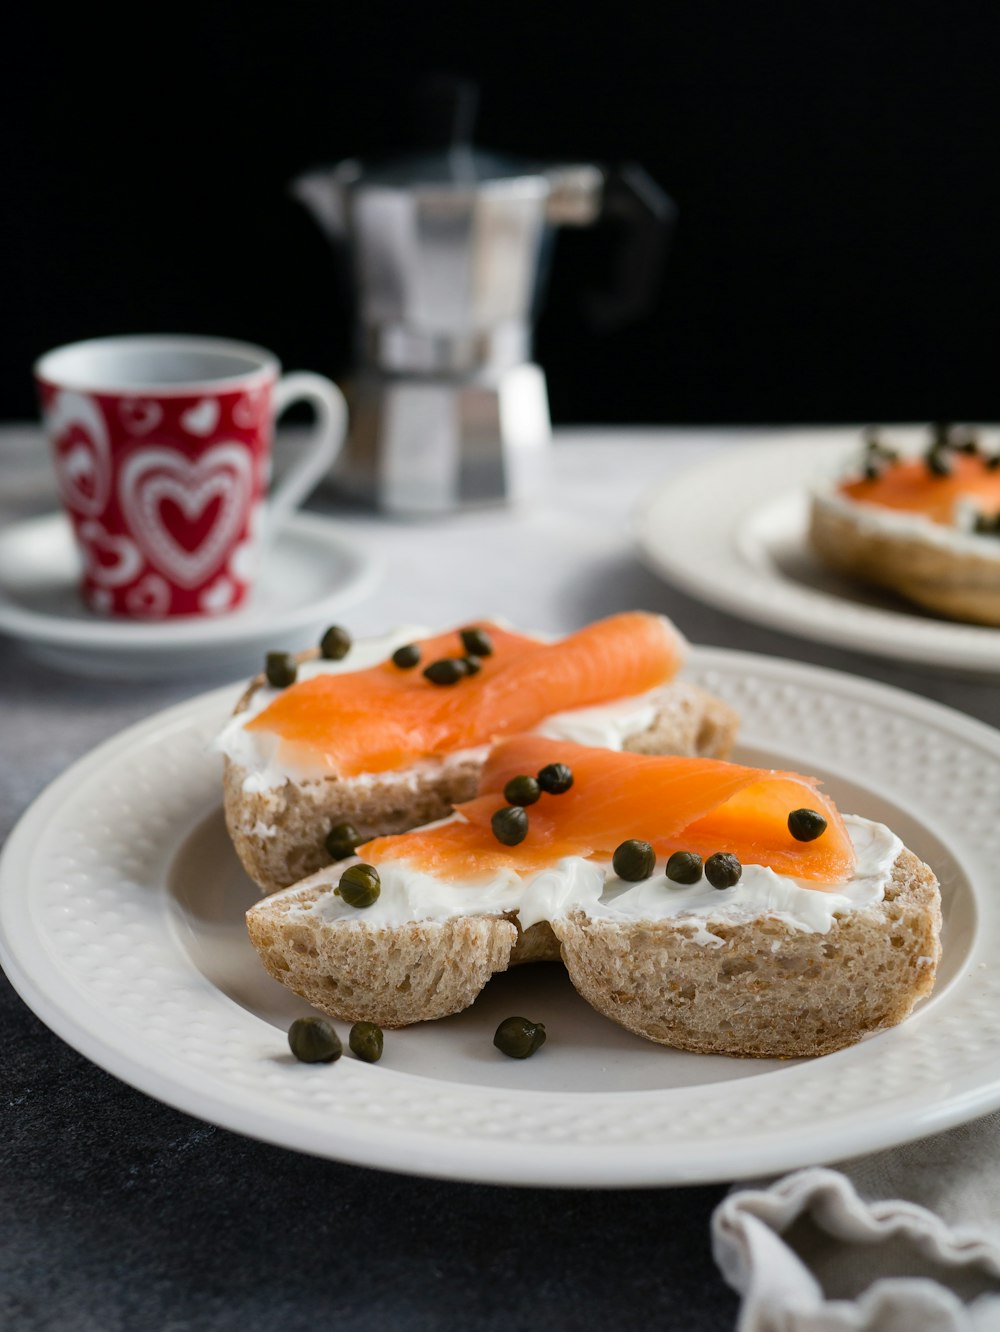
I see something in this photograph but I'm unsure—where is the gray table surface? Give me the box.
[2,426,996,1332]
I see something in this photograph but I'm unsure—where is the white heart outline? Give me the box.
[78,521,143,588]
[117,399,163,436]
[118,444,253,589]
[45,391,111,518]
[232,389,265,429]
[180,399,220,437]
[125,573,171,618]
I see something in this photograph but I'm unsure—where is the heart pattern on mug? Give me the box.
[125,573,171,618]
[180,398,220,437]
[78,521,143,588]
[46,391,111,518]
[118,444,253,589]
[117,399,163,435]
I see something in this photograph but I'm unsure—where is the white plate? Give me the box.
[0,510,380,679]
[636,431,1000,674]
[0,640,995,1187]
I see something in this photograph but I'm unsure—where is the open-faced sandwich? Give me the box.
[810,424,1000,624]
[220,611,739,894]
[246,735,941,1059]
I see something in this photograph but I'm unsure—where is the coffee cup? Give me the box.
[34,334,346,618]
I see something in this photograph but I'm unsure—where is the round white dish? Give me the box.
[635,431,1000,674]
[0,641,993,1187]
[0,510,380,679]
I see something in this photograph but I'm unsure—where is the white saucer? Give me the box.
[0,510,380,679]
[635,430,1000,675]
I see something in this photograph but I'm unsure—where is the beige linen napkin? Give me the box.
[712,1112,1000,1331]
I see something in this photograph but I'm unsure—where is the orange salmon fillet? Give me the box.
[362,736,855,886]
[840,454,1000,524]
[247,613,685,778]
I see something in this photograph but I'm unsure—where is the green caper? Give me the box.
[704,852,742,889]
[423,658,468,686]
[335,863,381,908]
[955,431,980,455]
[460,626,494,657]
[863,462,882,481]
[612,839,656,882]
[503,774,541,806]
[537,762,573,795]
[665,850,703,884]
[266,651,297,688]
[930,422,953,449]
[462,654,483,675]
[349,1021,384,1064]
[391,643,421,669]
[288,1017,342,1063]
[324,821,360,861]
[493,1016,546,1059]
[986,454,1000,471]
[491,806,529,846]
[926,449,953,477]
[787,808,828,842]
[320,625,352,660]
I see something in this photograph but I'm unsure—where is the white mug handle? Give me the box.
[265,372,347,537]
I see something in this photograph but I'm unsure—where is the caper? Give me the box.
[460,626,494,657]
[986,454,1000,471]
[491,806,529,846]
[391,643,421,669]
[335,862,381,908]
[320,625,352,660]
[612,839,656,881]
[462,655,482,675]
[955,431,980,455]
[288,1017,342,1063]
[704,852,742,889]
[931,422,953,449]
[863,462,882,481]
[537,762,573,795]
[503,774,540,806]
[349,1020,384,1064]
[665,850,703,884]
[325,821,360,861]
[787,808,828,842]
[926,449,953,477]
[266,651,297,688]
[493,1016,546,1059]
[423,658,467,686]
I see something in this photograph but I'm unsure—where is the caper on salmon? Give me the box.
[612,839,656,881]
[325,821,360,861]
[320,625,352,660]
[349,1021,384,1064]
[391,643,421,669]
[491,806,529,846]
[537,762,573,795]
[503,774,540,806]
[423,658,468,686]
[665,850,703,884]
[335,863,381,908]
[926,449,953,477]
[462,655,482,675]
[460,626,494,657]
[288,1017,342,1063]
[266,651,297,688]
[787,808,828,842]
[704,851,742,889]
[493,1016,546,1059]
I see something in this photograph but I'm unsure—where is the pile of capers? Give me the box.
[490,760,574,846]
[287,1016,384,1064]
[418,626,494,685]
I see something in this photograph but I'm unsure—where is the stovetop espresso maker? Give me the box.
[292,90,674,514]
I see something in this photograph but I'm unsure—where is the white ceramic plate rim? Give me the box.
[0,510,380,651]
[3,646,1000,1187]
[635,435,1000,673]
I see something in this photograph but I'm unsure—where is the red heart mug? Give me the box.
[34,334,347,618]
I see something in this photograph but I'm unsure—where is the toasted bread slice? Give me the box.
[226,679,740,895]
[246,847,940,1055]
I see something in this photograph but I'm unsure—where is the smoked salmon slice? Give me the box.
[841,454,1000,525]
[361,736,856,886]
[246,613,685,778]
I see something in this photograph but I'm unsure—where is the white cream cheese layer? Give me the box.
[286,815,901,944]
[814,485,1000,561]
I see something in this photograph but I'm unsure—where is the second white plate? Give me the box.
[0,642,996,1187]
[636,430,1000,674]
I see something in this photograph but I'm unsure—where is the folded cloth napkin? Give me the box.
[712,1111,1000,1331]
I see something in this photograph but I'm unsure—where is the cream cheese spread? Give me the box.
[286,815,901,944]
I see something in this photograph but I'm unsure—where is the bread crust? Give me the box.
[247,848,940,1056]
[225,679,740,895]
[810,492,1000,625]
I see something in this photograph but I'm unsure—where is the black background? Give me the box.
[4,0,1000,426]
